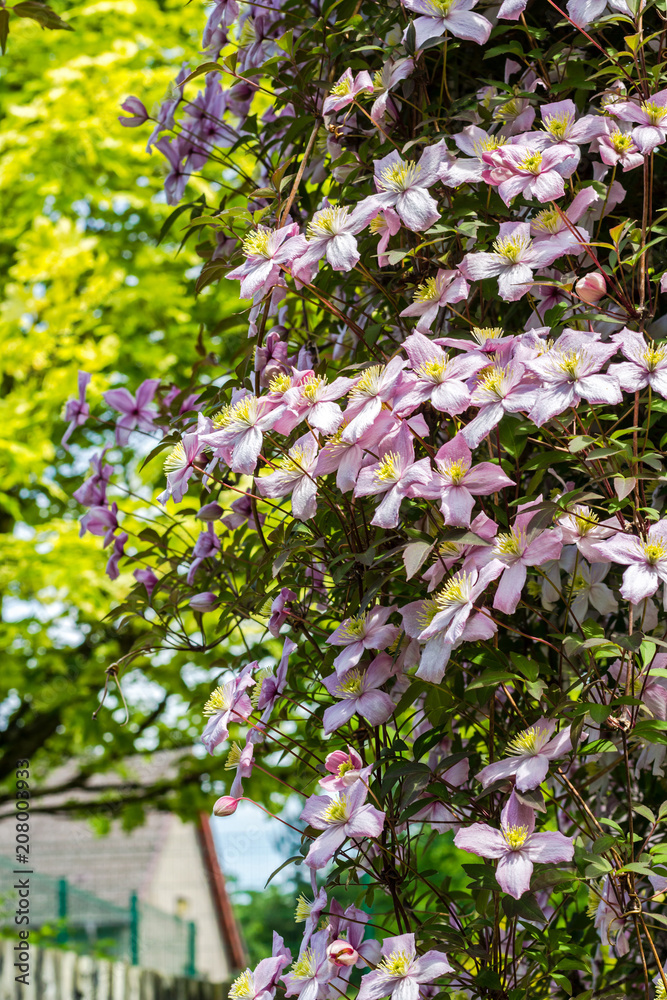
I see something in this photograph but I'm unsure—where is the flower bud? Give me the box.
[189,591,219,612]
[196,502,223,521]
[118,96,149,127]
[575,272,606,305]
[326,940,359,967]
[213,795,240,817]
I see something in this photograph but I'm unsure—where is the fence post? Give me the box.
[130,892,139,966]
[187,921,196,977]
[57,878,68,944]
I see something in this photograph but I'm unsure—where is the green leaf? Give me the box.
[12,1,73,28]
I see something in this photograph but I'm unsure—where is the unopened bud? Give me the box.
[575,272,606,305]
[189,592,219,612]
[326,940,359,967]
[196,503,223,521]
[213,795,240,816]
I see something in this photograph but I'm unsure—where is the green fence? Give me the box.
[0,855,196,977]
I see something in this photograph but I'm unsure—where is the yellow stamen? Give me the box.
[504,824,529,850]
[242,227,273,258]
[519,150,543,174]
[229,970,255,999]
[203,684,232,716]
[493,234,530,263]
[544,112,573,139]
[375,452,401,483]
[379,161,421,193]
[377,950,412,978]
[349,365,384,398]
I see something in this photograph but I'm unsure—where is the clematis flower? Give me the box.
[154,136,191,205]
[524,99,605,158]
[294,888,328,947]
[104,378,160,446]
[399,567,496,681]
[476,718,572,791]
[323,69,373,114]
[360,146,444,232]
[293,205,379,281]
[158,416,208,505]
[566,0,633,27]
[371,57,414,123]
[593,874,631,957]
[73,450,113,507]
[526,334,620,426]
[608,654,667,721]
[454,790,574,898]
[440,126,510,187]
[394,333,486,416]
[105,532,128,580]
[459,221,569,302]
[401,0,491,48]
[228,939,291,1000]
[320,747,365,792]
[558,504,617,561]
[607,86,667,154]
[316,410,400,492]
[480,499,563,614]
[187,524,220,585]
[529,187,598,255]
[256,432,319,521]
[481,145,568,205]
[327,605,399,674]
[356,932,452,1000]
[354,423,432,528]
[267,587,297,637]
[576,272,607,304]
[369,209,402,266]
[563,555,618,620]
[300,783,385,869]
[399,269,469,332]
[227,224,308,302]
[322,653,396,734]
[118,96,149,127]
[341,357,406,441]
[222,493,265,532]
[281,374,354,434]
[594,520,667,606]
[422,512,498,592]
[62,370,92,450]
[80,502,119,547]
[594,120,644,172]
[190,591,219,612]
[227,736,256,798]
[609,329,667,396]
[416,435,514,526]
[200,663,256,754]
[282,929,334,999]
[135,567,158,597]
[461,361,537,448]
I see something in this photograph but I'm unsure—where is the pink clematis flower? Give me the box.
[256,432,319,521]
[480,499,563,614]
[476,718,572,791]
[320,747,365,792]
[402,0,491,48]
[461,361,537,449]
[558,504,618,561]
[73,450,113,507]
[229,937,291,1000]
[282,929,335,1000]
[104,378,160,446]
[79,501,119,547]
[440,126,510,187]
[281,374,355,435]
[523,99,605,159]
[322,69,373,115]
[356,932,452,1000]
[455,791,574,899]
[526,333,620,426]
[399,269,469,332]
[341,357,406,442]
[227,224,308,302]
[327,605,399,675]
[608,86,667,154]
[360,146,444,232]
[322,653,396,734]
[354,423,432,528]
[369,209,402,267]
[62,370,92,450]
[328,901,380,969]
[608,654,667,721]
[199,395,285,475]
[529,187,598,255]
[481,145,568,205]
[459,221,569,302]
[422,511,498,592]
[201,663,256,754]
[371,57,414,123]
[609,329,667,396]
[594,120,644,172]
[293,204,379,281]
[594,520,667,606]
[300,783,385,869]
[416,435,514,526]
[158,413,209,505]
[395,332,487,416]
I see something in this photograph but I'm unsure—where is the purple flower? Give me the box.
[395,332,486,415]
[201,664,256,754]
[454,790,574,899]
[222,493,265,531]
[199,395,285,474]
[402,0,491,48]
[202,0,239,49]
[187,524,221,585]
[158,415,208,505]
[595,520,667,605]
[594,121,644,172]
[354,423,431,528]
[197,502,223,521]
[529,187,597,253]
[79,502,118,547]
[609,329,667,396]
[356,933,452,1000]
[320,747,365,792]
[399,269,469,333]
[299,782,385,869]
[558,504,617,561]
[106,532,128,580]
[104,378,159,446]
[268,587,297,637]
[315,410,400,492]
[476,718,572,791]
[416,435,514,526]
[526,99,605,157]
[282,929,334,1000]
[369,209,402,266]
[327,605,399,675]
[228,941,290,1000]
[440,126,507,187]
[459,221,570,302]
[256,637,295,729]
[282,374,354,435]
[256,432,319,521]
[227,224,308,302]
[322,653,396,734]
[293,204,378,282]
[371,57,414,124]
[118,96,149,127]
[461,361,537,448]
[341,357,406,442]
[323,69,374,114]
[609,654,667,720]
[154,136,190,205]
[62,370,91,450]
[190,591,219,612]
[481,499,563,614]
[134,567,158,597]
[608,86,667,154]
[482,145,568,205]
[361,146,444,232]
[526,333,620,426]
[73,450,113,507]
